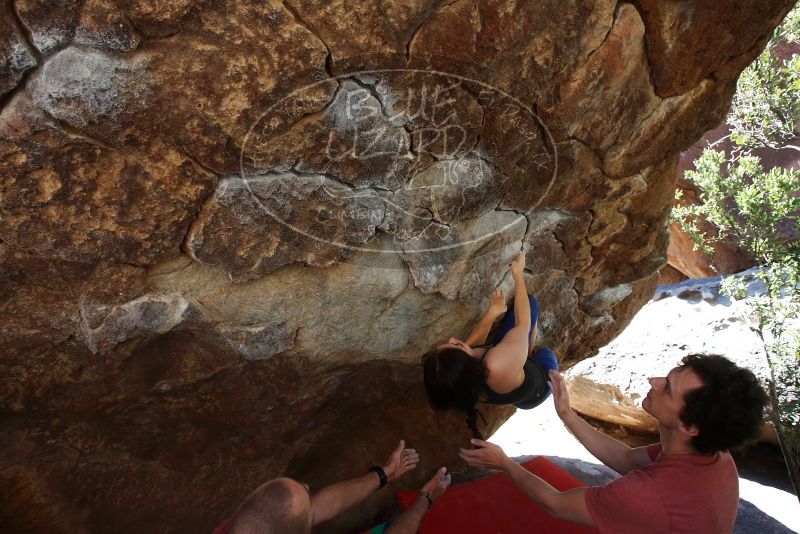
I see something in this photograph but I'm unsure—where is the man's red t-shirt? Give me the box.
[585,444,739,534]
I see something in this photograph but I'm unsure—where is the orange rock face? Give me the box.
[0,1,795,532]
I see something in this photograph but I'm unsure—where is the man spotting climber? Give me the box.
[213,440,450,534]
[459,354,768,533]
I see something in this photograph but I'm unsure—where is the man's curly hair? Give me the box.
[679,354,768,454]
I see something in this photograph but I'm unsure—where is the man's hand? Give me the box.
[421,467,451,502]
[548,369,575,423]
[510,251,525,276]
[385,467,452,533]
[487,288,507,318]
[383,440,420,482]
[458,439,510,470]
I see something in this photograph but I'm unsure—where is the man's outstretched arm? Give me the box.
[459,440,594,525]
[385,495,428,533]
[548,370,653,475]
[310,472,381,526]
[311,441,419,525]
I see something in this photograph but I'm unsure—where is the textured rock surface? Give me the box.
[565,270,774,437]
[0,94,215,265]
[186,172,387,281]
[0,3,37,97]
[631,0,793,97]
[0,1,795,532]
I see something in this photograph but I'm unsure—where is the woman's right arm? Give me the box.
[510,252,530,331]
[484,252,530,388]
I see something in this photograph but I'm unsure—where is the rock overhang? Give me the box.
[1,0,796,532]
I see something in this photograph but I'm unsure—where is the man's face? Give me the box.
[642,365,704,429]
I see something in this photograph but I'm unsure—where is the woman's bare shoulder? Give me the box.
[483,347,525,392]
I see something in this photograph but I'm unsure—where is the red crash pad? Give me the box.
[394,456,599,533]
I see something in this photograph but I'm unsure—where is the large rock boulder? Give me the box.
[0,1,794,532]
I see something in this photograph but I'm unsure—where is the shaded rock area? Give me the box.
[565,270,776,440]
[0,1,795,532]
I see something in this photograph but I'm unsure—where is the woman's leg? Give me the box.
[490,294,538,346]
[532,346,558,374]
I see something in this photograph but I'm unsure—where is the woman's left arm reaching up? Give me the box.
[465,288,507,347]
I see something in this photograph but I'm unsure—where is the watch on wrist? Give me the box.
[420,490,434,508]
[368,465,388,488]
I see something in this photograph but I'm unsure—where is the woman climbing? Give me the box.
[422,251,559,438]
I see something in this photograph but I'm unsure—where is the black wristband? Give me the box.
[368,465,388,488]
[420,491,433,508]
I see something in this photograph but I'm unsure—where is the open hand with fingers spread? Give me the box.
[458,439,510,471]
[547,369,575,423]
[383,440,420,482]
